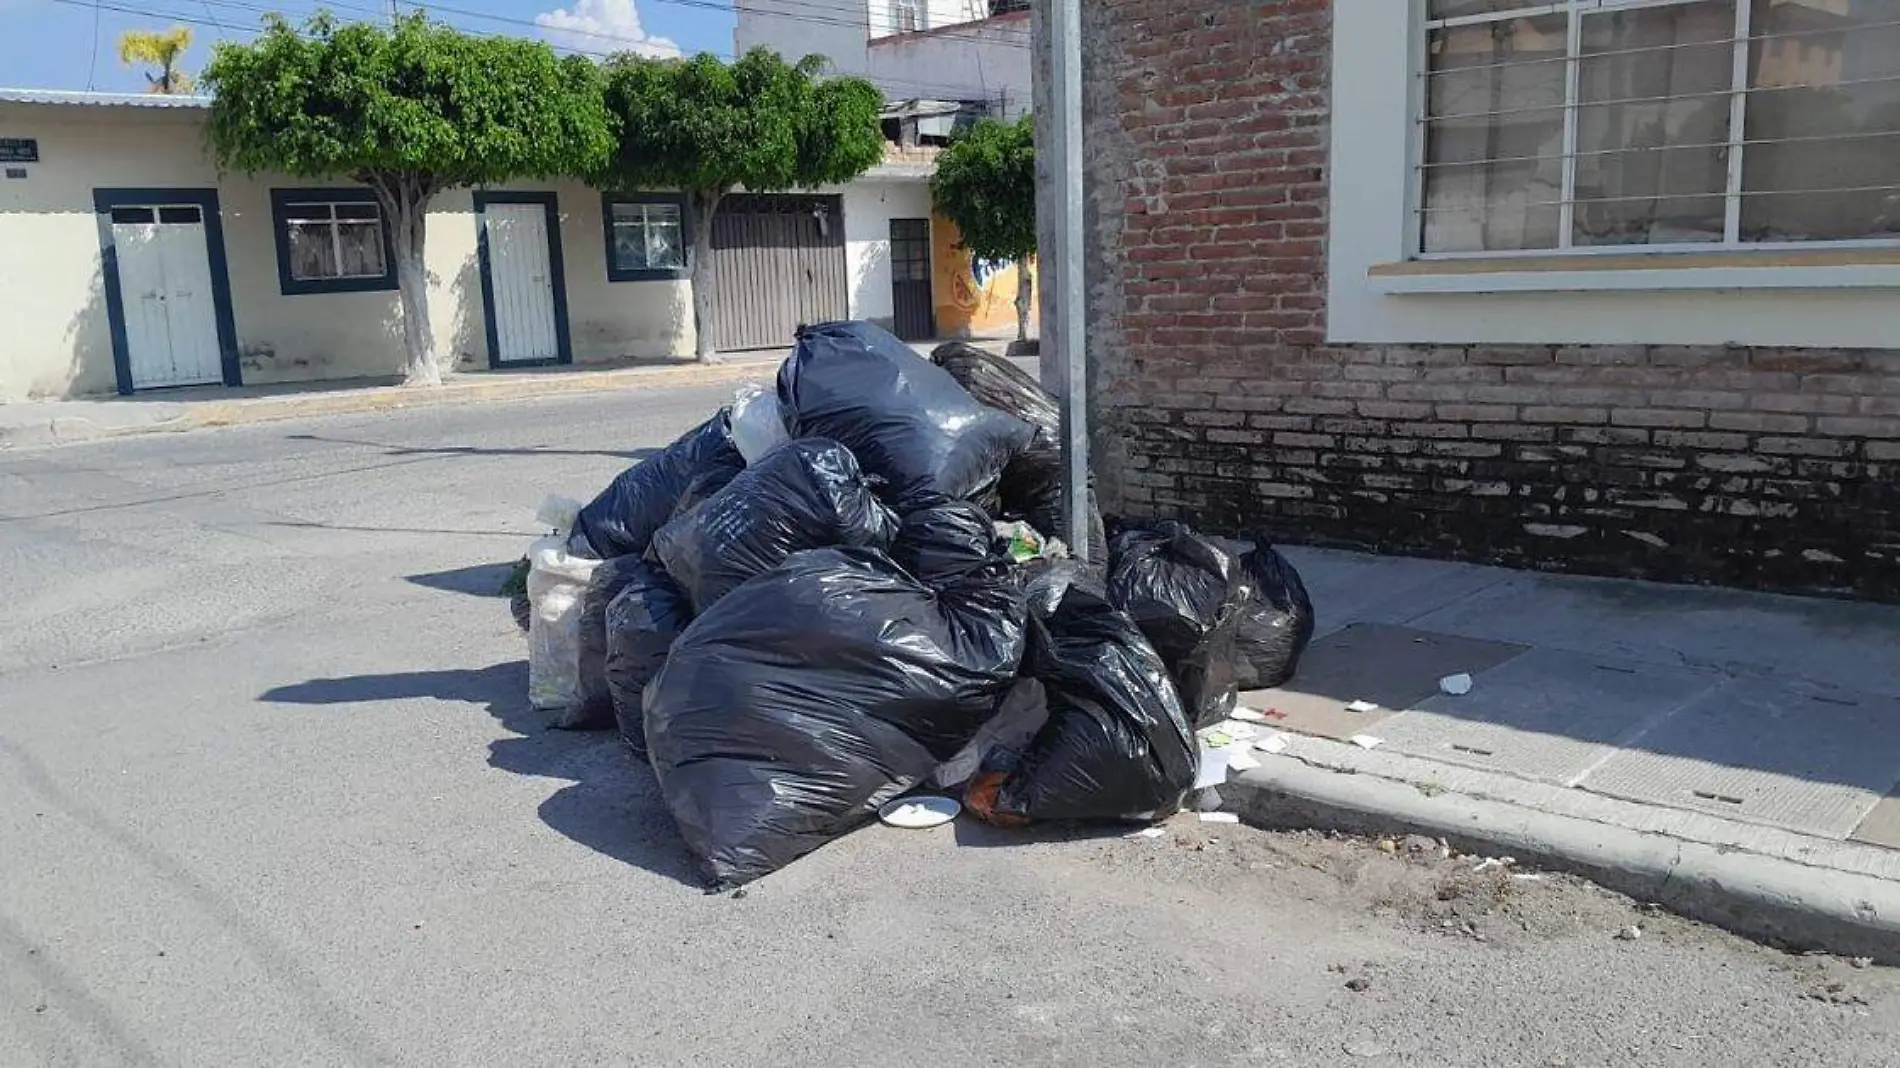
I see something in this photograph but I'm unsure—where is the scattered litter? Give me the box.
[1415,781,1447,798]
[1511,873,1545,883]
[1852,957,1873,970]
[1199,812,1240,824]
[1615,925,1643,941]
[1212,720,1259,740]
[1194,747,1232,789]
[1349,734,1384,750]
[1202,731,1235,749]
[1439,673,1474,696]
[1253,733,1290,754]
[1127,826,1167,839]
[877,796,961,829]
[1345,700,1380,714]
[1376,838,1398,855]
[1472,855,1516,873]
[1230,706,1269,723]
[1225,748,1261,772]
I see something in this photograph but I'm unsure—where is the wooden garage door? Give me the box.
[711,194,848,352]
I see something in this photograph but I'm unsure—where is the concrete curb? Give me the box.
[1225,758,1900,963]
[0,358,778,450]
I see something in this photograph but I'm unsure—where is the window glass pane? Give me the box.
[334,202,380,221]
[1573,1,1735,247]
[1421,15,1568,252]
[1429,1,1542,19]
[645,220,684,269]
[287,221,339,280]
[157,206,202,224]
[613,221,650,270]
[1742,0,1900,241]
[336,221,386,277]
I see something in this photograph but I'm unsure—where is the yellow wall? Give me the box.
[931,215,1036,339]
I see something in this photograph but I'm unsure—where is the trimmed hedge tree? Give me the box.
[202,14,614,385]
[931,115,1037,342]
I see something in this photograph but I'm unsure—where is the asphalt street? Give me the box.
[2,384,1896,1067]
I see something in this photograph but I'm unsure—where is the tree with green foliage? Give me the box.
[931,114,1037,342]
[600,49,884,362]
[120,27,195,94]
[201,14,614,385]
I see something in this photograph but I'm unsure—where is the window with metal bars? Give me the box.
[1418,0,1900,255]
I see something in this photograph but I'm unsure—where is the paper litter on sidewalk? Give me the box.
[1225,748,1261,772]
[1253,733,1290,754]
[1346,700,1380,714]
[1194,747,1231,789]
[1349,734,1384,750]
[1230,707,1269,723]
[1439,673,1474,696]
[1199,812,1239,824]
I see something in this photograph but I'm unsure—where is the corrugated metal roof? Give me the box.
[0,88,211,109]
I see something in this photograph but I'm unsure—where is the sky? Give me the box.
[0,0,737,93]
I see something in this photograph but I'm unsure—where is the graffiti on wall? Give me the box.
[931,215,1037,338]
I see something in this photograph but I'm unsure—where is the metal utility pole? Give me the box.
[1050,0,1090,562]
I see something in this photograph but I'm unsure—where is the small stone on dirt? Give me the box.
[1403,834,1438,856]
[1615,925,1642,941]
[1345,977,1372,993]
[1343,1040,1389,1059]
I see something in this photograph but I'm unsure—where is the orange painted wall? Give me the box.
[931,215,1037,338]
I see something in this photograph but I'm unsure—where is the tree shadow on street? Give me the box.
[258,661,702,888]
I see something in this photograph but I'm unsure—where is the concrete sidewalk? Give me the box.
[0,358,782,450]
[1228,546,1900,959]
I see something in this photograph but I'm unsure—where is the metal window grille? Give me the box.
[1416,0,1900,256]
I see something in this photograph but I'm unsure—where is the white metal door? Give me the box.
[483,202,560,364]
[110,204,223,389]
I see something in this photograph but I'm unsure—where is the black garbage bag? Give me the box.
[929,341,1059,437]
[573,411,742,559]
[605,561,694,759]
[891,499,994,582]
[643,545,1029,887]
[778,321,1036,510]
[994,445,1109,562]
[562,555,653,730]
[966,587,1196,825]
[649,438,899,613]
[669,448,748,521]
[928,342,1106,560]
[1232,542,1316,691]
[1106,522,1249,728]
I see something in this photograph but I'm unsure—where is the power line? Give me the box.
[85,0,104,90]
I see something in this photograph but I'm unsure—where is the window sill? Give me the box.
[280,276,399,297]
[1367,249,1900,295]
[605,267,691,284]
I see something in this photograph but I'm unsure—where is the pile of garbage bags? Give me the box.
[522,320,1314,888]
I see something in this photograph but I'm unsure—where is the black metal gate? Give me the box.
[889,218,936,341]
[711,194,848,352]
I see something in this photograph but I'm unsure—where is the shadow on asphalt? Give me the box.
[259,661,704,890]
[406,562,517,597]
[284,433,661,462]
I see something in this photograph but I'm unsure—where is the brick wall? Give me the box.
[1040,0,1900,601]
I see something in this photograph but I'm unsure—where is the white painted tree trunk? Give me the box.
[688,189,725,364]
[1015,256,1034,343]
[373,177,441,387]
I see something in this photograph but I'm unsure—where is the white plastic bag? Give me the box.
[729,382,791,464]
[527,533,602,712]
